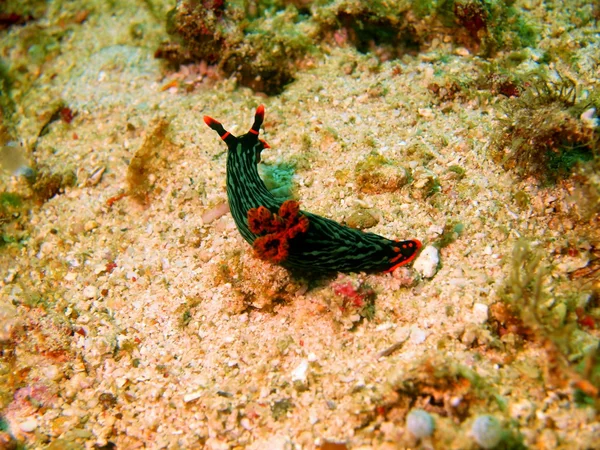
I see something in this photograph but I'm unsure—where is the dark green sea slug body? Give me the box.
[204,105,421,273]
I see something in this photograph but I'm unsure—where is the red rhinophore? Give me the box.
[247,200,309,263]
[256,104,265,120]
[203,116,219,127]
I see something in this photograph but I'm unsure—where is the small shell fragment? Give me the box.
[413,245,440,278]
[86,166,106,186]
[201,202,230,225]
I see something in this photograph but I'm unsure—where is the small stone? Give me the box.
[455,47,470,56]
[98,392,117,409]
[43,365,62,381]
[472,415,503,449]
[472,303,489,324]
[291,359,309,390]
[64,272,77,281]
[418,108,434,119]
[84,220,98,232]
[69,222,85,235]
[240,417,252,430]
[38,241,54,257]
[406,408,435,439]
[183,391,202,403]
[409,325,428,344]
[580,107,599,129]
[413,245,440,278]
[201,202,230,225]
[19,417,38,432]
[82,285,97,299]
[346,209,379,229]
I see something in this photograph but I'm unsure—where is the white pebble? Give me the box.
[291,359,309,387]
[580,107,599,128]
[428,224,444,236]
[240,417,252,430]
[43,364,61,381]
[472,303,489,324]
[19,417,38,432]
[409,325,428,344]
[82,285,97,299]
[413,245,440,278]
[183,391,202,403]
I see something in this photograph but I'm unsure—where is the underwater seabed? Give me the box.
[1,0,599,448]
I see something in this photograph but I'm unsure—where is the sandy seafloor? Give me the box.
[1,1,600,449]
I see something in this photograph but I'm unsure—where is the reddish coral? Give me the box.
[454,1,488,42]
[576,307,596,330]
[105,261,117,273]
[247,200,309,263]
[332,278,376,309]
[497,80,521,98]
[59,106,75,123]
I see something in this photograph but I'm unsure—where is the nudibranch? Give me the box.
[203,105,421,273]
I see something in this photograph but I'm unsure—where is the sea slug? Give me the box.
[204,105,421,273]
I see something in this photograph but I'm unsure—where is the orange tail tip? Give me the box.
[256,104,265,118]
[384,239,422,273]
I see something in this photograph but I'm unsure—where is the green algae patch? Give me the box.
[259,162,296,201]
[158,1,315,94]
[354,153,408,194]
[492,74,599,182]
